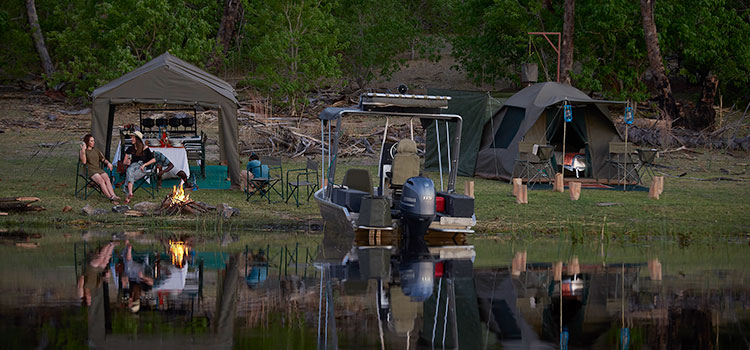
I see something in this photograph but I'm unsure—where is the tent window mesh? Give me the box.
[491,107,524,148]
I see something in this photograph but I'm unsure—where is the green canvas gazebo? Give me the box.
[89,52,241,188]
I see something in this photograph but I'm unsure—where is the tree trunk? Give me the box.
[690,73,718,130]
[25,0,55,80]
[210,0,243,69]
[640,0,681,125]
[560,0,575,85]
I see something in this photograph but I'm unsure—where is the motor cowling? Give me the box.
[399,177,436,240]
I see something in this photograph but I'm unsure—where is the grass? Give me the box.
[1,117,749,237]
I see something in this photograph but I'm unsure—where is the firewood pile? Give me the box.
[157,185,208,216]
[239,120,425,158]
[0,197,45,214]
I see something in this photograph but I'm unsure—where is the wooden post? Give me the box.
[464,181,475,198]
[648,178,660,200]
[554,261,563,281]
[554,173,565,192]
[648,258,662,281]
[512,178,522,197]
[656,176,664,195]
[569,181,581,200]
[568,256,580,275]
[516,185,528,204]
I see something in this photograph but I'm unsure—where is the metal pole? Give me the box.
[445,121,451,176]
[435,120,444,191]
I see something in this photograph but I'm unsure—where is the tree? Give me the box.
[45,0,220,98]
[559,0,574,85]
[640,0,682,124]
[334,0,415,90]
[245,0,341,116]
[657,0,750,129]
[211,0,244,69]
[24,0,55,81]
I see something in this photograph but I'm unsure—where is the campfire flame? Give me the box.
[169,240,189,268]
[169,183,190,206]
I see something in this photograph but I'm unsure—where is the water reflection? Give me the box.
[0,229,749,348]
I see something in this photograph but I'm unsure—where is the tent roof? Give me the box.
[91,52,237,104]
[504,82,624,110]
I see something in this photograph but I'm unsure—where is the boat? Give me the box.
[313,92,477,298]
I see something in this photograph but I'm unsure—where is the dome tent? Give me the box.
[474,82,625,181]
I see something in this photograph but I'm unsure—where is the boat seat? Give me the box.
[390,139,420,187]
[342,168,373,194]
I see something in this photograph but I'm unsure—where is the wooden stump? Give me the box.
[568,256,580,275]
[554,261,563,281]
[649,179,660,200]
[656,176,664,195]
[553,173,565,193]
[512,178,522,197]
[516,184,528,204]
[464,181,475,198]
[569,182,581,201]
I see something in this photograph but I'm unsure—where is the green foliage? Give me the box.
[0,3,42,79]
[656,0,750,102]
[334,0,414,89]
[44,0,220,98]
[244,0,341,116]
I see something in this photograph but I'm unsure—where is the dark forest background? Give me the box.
[1,0,748,129]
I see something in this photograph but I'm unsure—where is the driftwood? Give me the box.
[158,194,209,216]
[0,197,45,212]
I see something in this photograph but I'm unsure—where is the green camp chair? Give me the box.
[607,142,639,186]
[524,144,556,189]
[246,156,283,203]
[285,158,319,207]
[74,161,115,200]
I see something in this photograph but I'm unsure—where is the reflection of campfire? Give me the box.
[159,183,208,215]
[169,240,189,268]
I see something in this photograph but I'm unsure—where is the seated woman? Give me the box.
[153,151,191,189]
[79,134,119,204]
[76,242,116,306]
[123,131,156,204]
[240,153,269,192]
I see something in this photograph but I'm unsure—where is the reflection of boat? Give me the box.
[314,93,477,265]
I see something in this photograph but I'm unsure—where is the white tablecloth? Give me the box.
[113,142,190,179]
[150,147,190,179]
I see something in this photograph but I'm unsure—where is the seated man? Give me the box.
[240,153,269,192]
[121,240,154,312]
[152,151,192,189]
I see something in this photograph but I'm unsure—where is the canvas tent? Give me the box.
[424,88,506,177]
[90,52,241,188]
[474,82,624,181]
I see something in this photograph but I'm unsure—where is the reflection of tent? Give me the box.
[90,52,241,187]
[424,89,506,177]
[472,82,625,181]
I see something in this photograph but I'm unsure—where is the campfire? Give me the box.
[169,240,189,268]
[159,183,208,215]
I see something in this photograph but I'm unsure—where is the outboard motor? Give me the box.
[398,177,436,239]
[399,260,434,302]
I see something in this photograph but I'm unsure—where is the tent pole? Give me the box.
[561,117,567,174]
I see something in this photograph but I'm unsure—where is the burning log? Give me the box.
[158,183,209,215]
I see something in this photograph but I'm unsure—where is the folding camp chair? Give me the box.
[129,163,158,199]
[246,156,283,203]
[285,158,319,207]
[511,141,536,180]
[636,148,658,183]
[74,161,115,200]
[606,142,639,186]
[525,145,556,189]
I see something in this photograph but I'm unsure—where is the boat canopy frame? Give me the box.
[317,94,463,199]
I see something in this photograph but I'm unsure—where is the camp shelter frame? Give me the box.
[90,52,241,188]
[317,94,463,199]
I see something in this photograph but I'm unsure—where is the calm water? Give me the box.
[0,228,749,349]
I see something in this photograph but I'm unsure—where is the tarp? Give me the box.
[475,82,624,181]
[424,89,505,177]
[90,52,241,188]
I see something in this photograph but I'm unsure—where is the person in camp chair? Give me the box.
[240,153,269,192]
[123,131,156,204]
[79,134,120,204]
[152,151,192,190]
